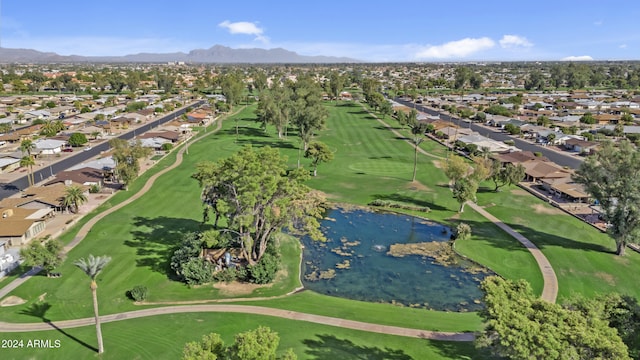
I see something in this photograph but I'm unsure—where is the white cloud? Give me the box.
[414,37,495,59]
[499,35,533,48]
[594,20,603,26]
[218,20,268,43]
[620,44,628,49]
[560,55,594,61]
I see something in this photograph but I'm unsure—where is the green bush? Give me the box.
[181,258,214,285]
[213,267,237,284]
[161,142,173,151]
[89,184,101,193]
[248,252,280,284]
[128,285,148,301]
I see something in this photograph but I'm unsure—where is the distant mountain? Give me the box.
[0,45,361,64]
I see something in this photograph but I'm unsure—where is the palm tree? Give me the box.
[74,255,111,354]
[20,138,34,157]
[62,185,88,213]
[19,155,36,186]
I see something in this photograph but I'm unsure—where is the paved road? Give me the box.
[393,98,583,169]
[0,100,206,201]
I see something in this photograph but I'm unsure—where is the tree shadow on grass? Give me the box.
[303,334,412,360]
[429,340,497,360]
[458,218,612,254]
[126,216,212,278]
[20,302,98,353]
[372,193,449,212]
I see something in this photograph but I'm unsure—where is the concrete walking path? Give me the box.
[466,202,558,303]
[0,304,474,341]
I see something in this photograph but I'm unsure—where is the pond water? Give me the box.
[301,208,491,311]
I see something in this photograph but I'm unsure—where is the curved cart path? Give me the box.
[371,107,558,303]
[0,304,474,341]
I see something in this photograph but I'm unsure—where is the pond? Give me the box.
[301,208,492,312]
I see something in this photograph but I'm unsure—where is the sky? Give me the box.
[1,0,640,62]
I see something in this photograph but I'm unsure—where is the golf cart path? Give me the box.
[372,108,558,303]
[0,304,474,341]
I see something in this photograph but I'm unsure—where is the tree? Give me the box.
[229,326,279,360]
[452,177,478,213]
[181,327,295,360]
[220,72,245,109]
[68,132,88,147]
[491,162,525,192]
[580,112,597,125]
[182,332,226,360]
[290,77,328,165]
[410,123,428,181]
[20,155,36,187]
[477,276,630,360]
[62,185,88,213]
[573,140,640,255]
[442,155,469,184]
[19,239,64,275]
[192,146,326,264]
[110,138,152,190]
[328,71,344,103]
[304,141,334,176]
[74,254,111,354]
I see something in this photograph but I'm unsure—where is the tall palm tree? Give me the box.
[62,185,88,213]
[20,139,36,186]
[74,255,111,354]
[19,155,36,186]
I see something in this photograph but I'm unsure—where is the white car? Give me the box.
[84,146,92,151]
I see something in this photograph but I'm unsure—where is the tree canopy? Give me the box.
[477,276,630,360]
[573,140,640,255]
[192,146,326,264]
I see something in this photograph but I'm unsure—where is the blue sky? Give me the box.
[1,0,640,62]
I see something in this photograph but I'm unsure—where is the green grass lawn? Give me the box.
[4,100,637,359]
[0,313,490,360]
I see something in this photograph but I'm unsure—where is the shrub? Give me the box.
[89,184,101,193]
[368,199,430,213]
[454,223,472,240]
[248,252,280,284]
[213,267,237,284]
[181,258,214,285]
[128,285,148,301]
[161,142,173,151]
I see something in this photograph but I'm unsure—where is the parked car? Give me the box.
[84,146,92,151]
[62,148,73,152]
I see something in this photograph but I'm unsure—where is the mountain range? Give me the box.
[0,45,360,64]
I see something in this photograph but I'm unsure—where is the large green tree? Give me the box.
[491,162,526,192]
[477,276,630,360]
[192,146,325,264]
[573,140,640,256]
[74,255,111,354]
[110,138,152,190]
[19,239,64,275]
[182,326,295,360]
[290,76,328,164]
[68,132,88,147]
[304,141,334,177]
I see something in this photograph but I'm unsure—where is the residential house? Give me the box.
[0,157,21,174]
[34,139,66,155]
[562,138,598,154]
[139,130,181,143]
[540,177,590,203]
[43,167,103,187]
[0,207,46,246]
[521,160,571,183]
